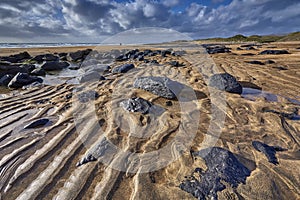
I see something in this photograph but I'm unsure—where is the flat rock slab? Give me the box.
[180,147,250,200]
[24,118,50,129]
[120,97,152,114]
[208,73,243,94]
[252,141,285,165]
[259,50,290,55]
[134,76,177,99]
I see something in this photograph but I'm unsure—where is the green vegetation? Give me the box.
[196,31,300,43]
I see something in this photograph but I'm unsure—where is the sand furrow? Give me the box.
[4,123,75,193]
[15,131,84,200]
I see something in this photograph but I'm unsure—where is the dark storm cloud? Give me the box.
[0,0,299,42]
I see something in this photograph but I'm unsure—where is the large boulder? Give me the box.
[8,72,43,88]
[41,61,70,71]
[133,77,177,99]
[259,50,289,55]
[180,147,250,200]
[0,64,28,76]
[112,63,134,73]
[209,73,243,94]
[69,49,92,62]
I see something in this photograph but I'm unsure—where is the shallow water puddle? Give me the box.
[242,87,300,105]
[43,66,81,86]
[242,88,278,102]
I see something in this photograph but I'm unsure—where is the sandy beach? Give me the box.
[0,41,299,200]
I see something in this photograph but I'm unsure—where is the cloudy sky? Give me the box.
[0,0,299,43]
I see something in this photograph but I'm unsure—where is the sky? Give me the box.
[0,0,299,43]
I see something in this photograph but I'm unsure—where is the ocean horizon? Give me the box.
[0,43,106,48]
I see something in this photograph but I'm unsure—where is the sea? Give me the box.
[0,43,104,48]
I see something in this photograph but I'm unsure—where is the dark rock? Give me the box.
[120,97,152,114]
[272,66,288,70]
[180,147,250,200]
[30,68,46,76]
[166,101,173,106]
[41,61,70,71]
[0,74,13,86]
[241,53,256,56]
[208,73,243,94]
[252,141,285,165]
[246,46,256,50]
[265,60,275,64]
[133,77,177,99]
[76,154,97,166]
[137,55,144,61]
[115,54,129,62]
[76,137,113,167]
[241,44,256,48]
[69,49,92,62]
[31,55,44,63]
[236,47,243,50]
[65,93,72,100]
[8,73,43,88]
[143,49,152,56]
[259,50,290,55]
[77,90,99,103]
[150,60,159,64]
[58,52,67,57]
[161,49,172,57]
[148,52,158,57]
[24,118,50,129]
[0,64,28,76]
[245,60,265,65]
[20,64,36,73]
[205,45,231,54]
[262,108,298,120]
[79,71,105,83]
[1,52,31,63]
[112,63,134,73]
[44,54,59,61]
[169,61,180,67]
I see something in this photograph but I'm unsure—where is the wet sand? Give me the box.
[0,42,299,200]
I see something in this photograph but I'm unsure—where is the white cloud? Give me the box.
[162,0,179,7]
[0,3,21,13]
[0,0,299,42]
